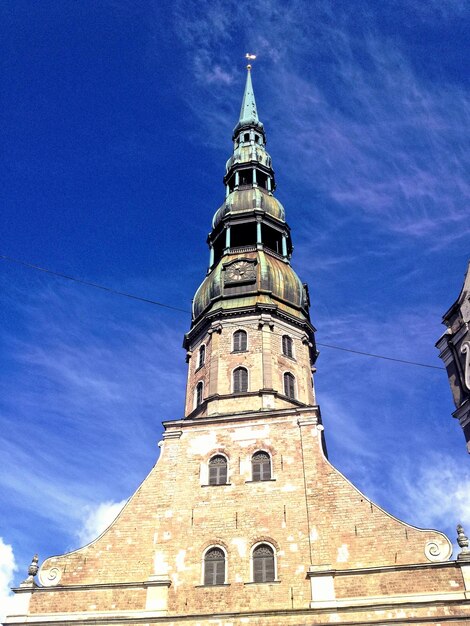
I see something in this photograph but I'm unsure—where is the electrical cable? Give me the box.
[0,254,189,313]
[0,253,445,371]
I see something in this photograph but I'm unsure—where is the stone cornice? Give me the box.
[307,560,462,577]
[163,405,320,430]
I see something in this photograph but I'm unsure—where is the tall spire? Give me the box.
[238,67,259,127]
[233,63,264,136]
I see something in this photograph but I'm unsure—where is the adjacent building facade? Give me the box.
[5,67,470,626]
[436,262,470,453]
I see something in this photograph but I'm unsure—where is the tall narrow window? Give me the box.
[283,372,295,399]
[208,455,228,485]
[198,344,206,368]
[253,544,275,583]
[282,335,293,358]
[233,329,247,352]
[204,547,226,585]
[233,367,248,393]
[195,381,204,407]
[252,451,271,481]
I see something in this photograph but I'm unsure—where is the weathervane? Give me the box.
[245,53,256,70]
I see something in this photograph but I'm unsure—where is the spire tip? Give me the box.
[245,53,256,70]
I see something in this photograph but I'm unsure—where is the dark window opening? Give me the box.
[204,548,225,585]
[233,367,248,393]
[282,335,293,358]
[263,225,283,255]
[284,372,295,399]
[230,222,257,248]
[252,451,271,481]
[256,171,268,190]
[244,133,250,142]
[196,381,204,406]
[238,169,252,186]
[208,455,228,485]
[213,232,225,264]
[227,174,236,193]
[253,544,275,582]
[198,344,206,367]
[233,330,247,352]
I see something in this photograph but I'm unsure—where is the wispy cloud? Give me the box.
[0,279,187,561]
[76,500,127,546]
[171,0,470,246]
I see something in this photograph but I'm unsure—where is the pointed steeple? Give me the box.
[239,67,258,126]
[233,66,264,137]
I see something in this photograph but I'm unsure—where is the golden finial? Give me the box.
[245,53,256,70]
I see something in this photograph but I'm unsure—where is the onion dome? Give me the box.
[192,249,309,322]
[212,188,285,229]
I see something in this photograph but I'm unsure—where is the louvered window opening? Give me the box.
[233,330,247,352]
[233,367,248,393]
[282,335,293,358]
[204,548,225,585]
[284,372,295,399]
[198,344,206,367]
[253,544,275,583]
[196,382,203,406]
[252,451,271,481]
[208,455,228,485]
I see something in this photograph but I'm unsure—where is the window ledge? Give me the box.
[245,479,276,483]
[195,364,205,373]
[195,583,230,588]
[231,349,248,354]
[201,483,232,488]
[282,355,296,362]
[244,580,281,585]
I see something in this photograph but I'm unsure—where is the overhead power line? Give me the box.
[0,254,189,314]
[0,253,445,371]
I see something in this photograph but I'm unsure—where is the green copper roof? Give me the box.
[233,68,264,135]
[212,187,285,228]
[192,250,309,322]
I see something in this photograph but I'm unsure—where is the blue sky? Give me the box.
[1,0,469,612]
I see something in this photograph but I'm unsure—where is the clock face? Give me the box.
[225,261,256,284]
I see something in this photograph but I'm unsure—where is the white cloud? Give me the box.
[0,538,17,622]
[76,500,127,546]
[393,453,470,530]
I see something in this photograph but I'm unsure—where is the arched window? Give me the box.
[284,372,296,399]
[233,329,247,352]
[233,367,248,393]
[204,547,226,585]
[198,344,206,368]
[252,451,271,481]
[195,381,204,407]
[253,544,275,583]
[282,335,293,358]
[208,455,228,485]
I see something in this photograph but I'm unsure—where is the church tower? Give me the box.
[183,65,316,420]
[5,65,470,626]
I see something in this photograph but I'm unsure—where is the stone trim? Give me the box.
[163,405,320,429]
[5,598,470,625]
[12,579,170,594]
[307,560,463,577]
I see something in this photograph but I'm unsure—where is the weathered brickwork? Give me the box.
[184,314,314,417]
[17,406,467,625]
